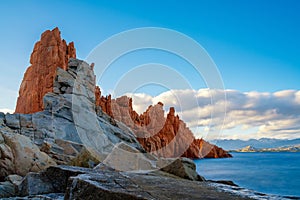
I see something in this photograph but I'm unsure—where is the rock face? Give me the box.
[101,96,231,159]
[0,124,56,180]
[14,165,248,200]
[95,86,113,117]
[15,27,76,114]
[2,58,147,168]
[158,157,205,181]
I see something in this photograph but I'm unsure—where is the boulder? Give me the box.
[0,175,23,198]
[158,157,205,181]
[0,130,15,180]
[102,142,156,172]
[5,174,23,186]
[18,165,93,196]
[0,128,56,177]
[69,147,100,168]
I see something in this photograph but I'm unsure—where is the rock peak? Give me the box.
[15,27,76,114]
[168,107,175,116]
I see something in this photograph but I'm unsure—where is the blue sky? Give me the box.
[0,0,299,140]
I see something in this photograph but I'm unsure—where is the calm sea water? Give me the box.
[194,152,300,197]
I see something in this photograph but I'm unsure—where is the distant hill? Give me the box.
[233,145,257,152]
[209,138,300,150]
[232,144,300,152]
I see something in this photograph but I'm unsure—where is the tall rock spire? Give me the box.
[15,27,76,114]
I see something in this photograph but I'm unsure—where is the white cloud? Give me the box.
[0,108,14,114]
[0,86,17,111]
[129,89,300,140]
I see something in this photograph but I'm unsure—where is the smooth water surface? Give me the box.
[194,152,300,197]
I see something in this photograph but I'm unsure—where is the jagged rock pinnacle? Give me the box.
[15,27,76,114]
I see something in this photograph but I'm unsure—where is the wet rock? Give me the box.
[211,180,239,187]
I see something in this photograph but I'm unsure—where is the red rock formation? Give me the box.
[108,95,232,158]
[15,27,231,159]
[95,86,113,116]
[15,27,76,114]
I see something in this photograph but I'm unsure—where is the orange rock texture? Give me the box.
[15,27,76,114]
[96,95,232,158]
[95,86,113,117]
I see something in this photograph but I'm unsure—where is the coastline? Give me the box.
[208,181,300,200]
[196,152,300,199]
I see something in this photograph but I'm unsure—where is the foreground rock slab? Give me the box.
[3,165,251,200]
[66,168,250,200]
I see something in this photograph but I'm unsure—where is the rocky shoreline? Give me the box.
[0,28,238,199]
[1,164,256,200]
[0,57,244,199]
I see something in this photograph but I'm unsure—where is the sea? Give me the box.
[194,152,300,199]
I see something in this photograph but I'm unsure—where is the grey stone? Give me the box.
[19,114,33,129]
[0,181,16,198]
[0,130,15,179]
[0,112,5,125]
[18,165,93,196]
[20,128,35,140]
[53,67,75,94]
[18,172,56,196]
[5,114,20,129]
[64,165,249,200]
[0,58,150,181]
[158,157,205,181]
[65,173,152,200]
[0,129,56,177]
[211,180,239,187]
[5,174,23,186]
[43,93,73,122]
[14,165,250,200]
[102,142,156,172]
[0,193,64,200]
[0,132,4,143]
